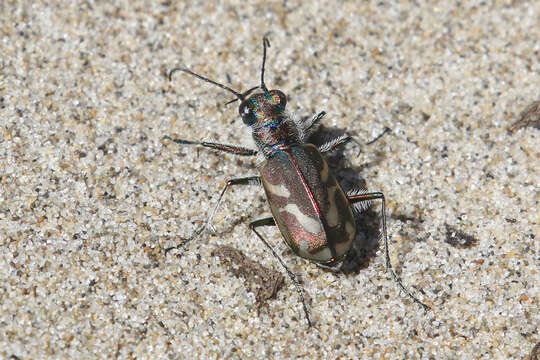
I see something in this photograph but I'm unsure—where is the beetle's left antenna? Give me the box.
[169,67,245,101]
[260,36,270,93]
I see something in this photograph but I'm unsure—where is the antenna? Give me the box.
[260,36,271,93]
[168,67,245,101]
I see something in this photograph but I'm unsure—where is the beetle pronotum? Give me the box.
[165,37,429,326]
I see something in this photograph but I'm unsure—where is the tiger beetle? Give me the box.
[165,37,429,327]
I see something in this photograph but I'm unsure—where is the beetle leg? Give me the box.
[249,217,313,327]
[165,176,262,254]
[348,191,430,310]
[299,111,326,141]
[318,127,391,154]
[366,127,391,145]
[163,135,258,156]
[318,134,359,153]
[346,188,374,214]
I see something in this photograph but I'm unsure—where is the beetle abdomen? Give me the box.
[260,144,355,264]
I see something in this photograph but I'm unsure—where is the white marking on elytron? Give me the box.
[265,181,291,198]
[320,160,329,182]
[326,185,339,227]
[282,203,322,235]
[335,220,355,257]
[305,247,332,262]
[345,220,355,240]
[297,239,310,252]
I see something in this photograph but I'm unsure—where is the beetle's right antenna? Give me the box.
[170,37,272,104]
[224,86,260,106]
[260,36,270,93]
[169,67,245,101]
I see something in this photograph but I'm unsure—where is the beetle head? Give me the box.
[236,37,288,127]
[238,89,287,126]
[169,37,283,128]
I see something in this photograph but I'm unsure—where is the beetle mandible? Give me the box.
[165,37,429,327]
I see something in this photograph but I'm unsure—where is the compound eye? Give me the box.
[269,90,287,107]
[239,102,256,125]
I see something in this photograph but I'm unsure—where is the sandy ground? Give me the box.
[1,1,538,359]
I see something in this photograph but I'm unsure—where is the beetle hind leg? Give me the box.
[348,190,430,310]
[249,217,313,327]
[165,176,261,254]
